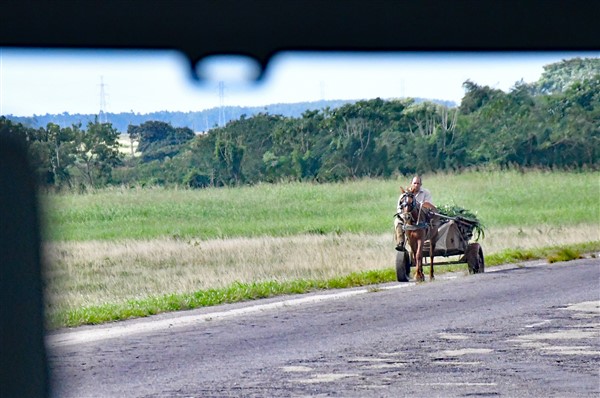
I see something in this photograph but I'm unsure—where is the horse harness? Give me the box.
[398,192,436,238]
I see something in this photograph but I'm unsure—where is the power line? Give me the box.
[99,76,108,123]
[218,81,225,127]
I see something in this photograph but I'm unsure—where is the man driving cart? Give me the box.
[394,175,436,251]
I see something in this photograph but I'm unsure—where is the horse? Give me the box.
[397,187,440,282]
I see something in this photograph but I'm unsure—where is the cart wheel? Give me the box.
[465,243,484,274]
[396,250,411,282]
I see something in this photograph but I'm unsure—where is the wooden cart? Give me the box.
[395,215,484,282]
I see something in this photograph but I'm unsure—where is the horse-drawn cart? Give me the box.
[395,214,484,282]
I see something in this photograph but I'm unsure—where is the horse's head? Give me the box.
[398,189,417,224]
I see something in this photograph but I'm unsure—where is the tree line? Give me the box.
[7,100,365,133]
[2,58,598,190]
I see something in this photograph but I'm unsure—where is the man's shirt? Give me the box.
[414,188,432,205]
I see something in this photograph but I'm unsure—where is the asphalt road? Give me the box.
[48,258,600,397]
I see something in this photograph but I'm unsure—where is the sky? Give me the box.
[1,49,598,117]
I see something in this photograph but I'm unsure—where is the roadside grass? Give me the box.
[52,269,397,328]
[485,241,598,265]
[48,241,599,329]
[45,226,600,329]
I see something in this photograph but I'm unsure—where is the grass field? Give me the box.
[41,170,600,328]
[42,169,599,241]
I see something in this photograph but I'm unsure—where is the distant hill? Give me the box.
[6,97,456,134]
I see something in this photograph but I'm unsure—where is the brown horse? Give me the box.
[397,187,439,282]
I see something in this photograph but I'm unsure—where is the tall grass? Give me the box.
[42,169,600,241]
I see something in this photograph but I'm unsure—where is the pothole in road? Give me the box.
[291,373,359,384]
[562,301,600,314]
[347,356,390,363]
[508,300,600,357]
[540,345,599,355]
[280,366,313,373]
[435,348,494,357]
[431,359,482,366]
[438,332,470,340]
[347,356,409,369]
[511,329,598,341]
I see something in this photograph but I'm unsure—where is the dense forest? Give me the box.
[2,58,598,190]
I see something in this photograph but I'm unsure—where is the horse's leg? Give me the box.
[412,239,419,281]
[413,256,420,282]
[429,242,435,281]
[408,235,419,281]
[414,239,424,282]
[429,224,439,281]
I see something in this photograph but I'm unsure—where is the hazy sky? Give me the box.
[1,49,598,117]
